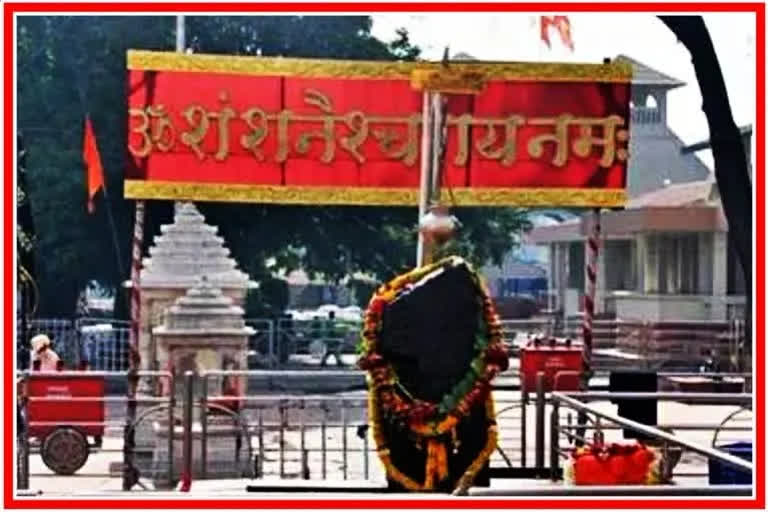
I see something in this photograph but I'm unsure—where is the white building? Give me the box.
[527,56,748,322]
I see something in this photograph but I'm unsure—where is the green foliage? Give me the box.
[18,16,175,315]
[245,276,290,318]
[349,278,377,308]
[17,15,530,318]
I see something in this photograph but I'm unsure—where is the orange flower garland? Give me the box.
[359,256,508,491]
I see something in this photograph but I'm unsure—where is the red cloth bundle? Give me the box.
[567,443,660,485]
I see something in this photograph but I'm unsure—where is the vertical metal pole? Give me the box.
[20,277,28,371]
[363,423,370,480]
[416,91,432,267]
[550,400,560,481]
[279,402,285,478]
[17,373,30,490]
[561,242,569,327]
[535,371,545,473]
[300,400,308,480]
[257,410,264,478]
[180,371,194,492]
[430,92,445,203]
[520,386,528,467]
[200,374,208,479]
[341,399,348,480]
[321,405,328,479]
[167,370,175,487]
[268,320,276,369]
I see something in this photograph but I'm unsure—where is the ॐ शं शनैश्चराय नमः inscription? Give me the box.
[128,89,630,168]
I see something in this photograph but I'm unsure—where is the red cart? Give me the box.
[520,338,583,392]
[25,374,105,475]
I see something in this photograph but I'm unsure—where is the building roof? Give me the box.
[627,179,719,208]
[615,55,686,89]
[626,128,712,196]
[681,125,753,154]
[451,51,476,61]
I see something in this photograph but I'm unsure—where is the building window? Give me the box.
[651,234,700,294]
[605,240,637,291]
[567,241,585,290]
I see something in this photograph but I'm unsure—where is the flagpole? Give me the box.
[98,160,126,280]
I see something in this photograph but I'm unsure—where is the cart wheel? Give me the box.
[41,427,90,475]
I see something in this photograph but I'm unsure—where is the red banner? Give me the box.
[124,50,631,207]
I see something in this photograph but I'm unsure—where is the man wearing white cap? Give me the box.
[30,334,61,371]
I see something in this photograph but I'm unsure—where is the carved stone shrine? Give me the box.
[131,202,255,382]
[150,277,254,485]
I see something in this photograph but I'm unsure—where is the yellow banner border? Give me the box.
[127,50,632,83]
[124,180,626,207]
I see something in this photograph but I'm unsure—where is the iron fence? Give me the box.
[16,318,131,371]
[273,318,361,367]
[244,319,276,368]
[18,316,748,372]
[15,368,755,496]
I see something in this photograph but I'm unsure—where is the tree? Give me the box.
[658,16,753,356]
[17,16,174,316]
[17,16,530,317]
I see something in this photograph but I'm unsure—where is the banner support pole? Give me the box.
[416,91,433,267]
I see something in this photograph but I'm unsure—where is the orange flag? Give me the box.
[540,16,575,51]
[83,116,104,214]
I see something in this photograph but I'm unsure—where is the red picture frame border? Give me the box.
[4,2,764,509]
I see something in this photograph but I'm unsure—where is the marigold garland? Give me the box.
[359,256,508,491]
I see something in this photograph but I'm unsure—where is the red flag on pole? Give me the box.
[83,116,104,214]
[540,16,575,51]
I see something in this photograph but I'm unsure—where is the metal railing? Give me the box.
[17,318,131,371]
[19,315,748,372]
[546,390,753,487]
[273,318,360,367]
[190,370,527,487]
[245,319,276,368]
[630,106,662,124]
[15,366,755,495]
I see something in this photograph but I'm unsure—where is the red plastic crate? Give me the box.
[520,340,583,392]
[27,375,105,439]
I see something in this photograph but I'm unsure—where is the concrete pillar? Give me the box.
[635,235,646,293]
[642,234,659,294]
[712,232,728,295]
[557,243,567,319]
[711,231,728,320]
[547,243,557,311]
[697,233,714,295]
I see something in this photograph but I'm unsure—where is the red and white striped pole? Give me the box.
[128,201,144,373]
[122,200,144,491]
[581,208,601,387]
